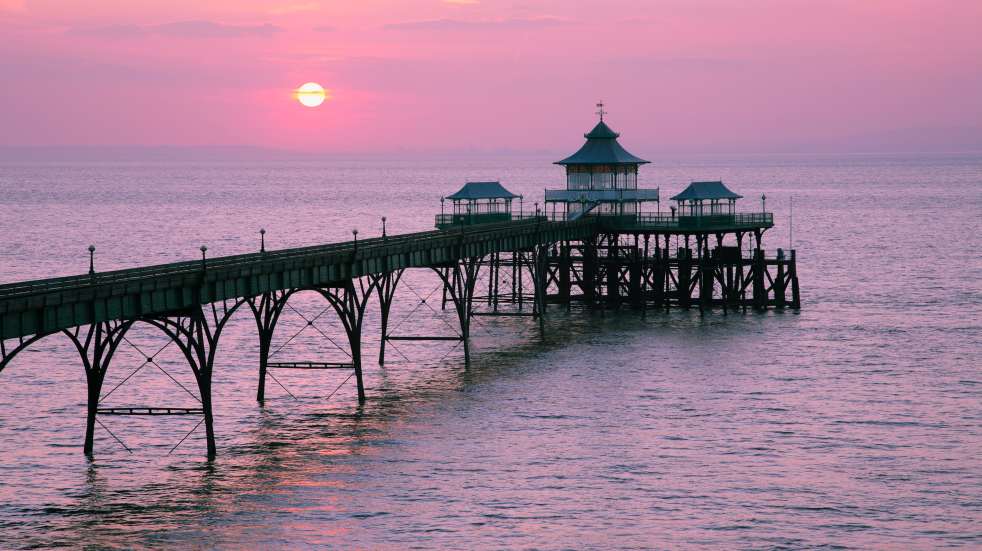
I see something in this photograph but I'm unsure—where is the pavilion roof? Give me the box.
[554,121,650,166]
[446,181,519,201]
[670,181,743,201]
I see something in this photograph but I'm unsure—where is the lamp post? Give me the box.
[381,216,387,239]
[535,202,540,216]
[88,245,95,275]
[200,245,208,271]
[440,197,445,217]
[761,193,767,213]
[259,228,266,253]
[352,229,358,253]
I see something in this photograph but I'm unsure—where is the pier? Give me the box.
[0,112,800,458]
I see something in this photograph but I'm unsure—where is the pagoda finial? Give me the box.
[596,101,606,122]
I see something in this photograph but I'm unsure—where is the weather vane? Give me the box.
[596,101,606,121]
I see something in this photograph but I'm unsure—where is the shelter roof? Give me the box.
[446,181,519,201]
[670,181,743,201]
[555,121,650,166]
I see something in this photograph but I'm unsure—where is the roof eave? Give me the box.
[554,159,651,166]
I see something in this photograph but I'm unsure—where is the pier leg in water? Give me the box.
[775,249,787,309]
[433,257,482,365]
[735,232,747,313]
[533,245,548,332]
[790,249,801,309]
[628,257,642,309]
[661,247,670,311]
[582,237,598,306]
[640,234,650,316]
[678,246,693,309]
[317,277,378,403]
[376,270,404,366]
[247,290,294,403]
[62,321,133,456]
[148,300,245,459]
[753,248,767,310]
[605,234,619,308]
[517,251,526,310]
[698,236,710,314]
[511,252,522,309]
[558,241,571,308]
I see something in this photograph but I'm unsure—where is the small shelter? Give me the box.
[437,181,519,228]
[670,181,743,218]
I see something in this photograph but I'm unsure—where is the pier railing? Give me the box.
[434,211,774,232]
[434,212,547,229]
[602,212,774,232]
[0,218,558,301]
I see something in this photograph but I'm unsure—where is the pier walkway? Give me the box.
[0,214,797,458]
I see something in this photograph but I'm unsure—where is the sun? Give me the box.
[295,82,327,107]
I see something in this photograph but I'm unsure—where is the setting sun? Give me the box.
[295,82,327,107]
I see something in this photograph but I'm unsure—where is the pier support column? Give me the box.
[496,254,505,310]
[629,244,643,309]
[718,248,730,315]
[559,241,571,306]
[790,249,801,309]
[376,270,404,365]
[735,233,749,312]
[63,321,133,456]
[148,300,245,458]
[247,290,293,403]
[640,235,650,315]
[317,279,376,403]
[699,237,713,313]
[678,247,692,309]
[775,249,787,309]
[651,244,665,308]
[582,238,598,305]
[662,248,671,310]
[433,257,482,365]
[606,260,619,308]
[752,249,767,310]
[532,246,548,331]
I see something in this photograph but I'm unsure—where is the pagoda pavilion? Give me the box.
[544,104,659,220]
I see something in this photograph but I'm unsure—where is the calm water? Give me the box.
[0,155,980,549]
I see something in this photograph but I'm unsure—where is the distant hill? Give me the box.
[0,146,323,162]
[2,126,980,163]
[0,145,561,163]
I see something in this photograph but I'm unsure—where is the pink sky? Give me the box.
[1,0,981,154]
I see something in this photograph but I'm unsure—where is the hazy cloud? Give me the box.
[68,23,145,38]
[385,16,568,31]
[69,20,283,39]
[312,25,335,32]
[268,2,320,15]
[156,21,282,37]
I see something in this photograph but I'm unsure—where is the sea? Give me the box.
[0,154,980,549]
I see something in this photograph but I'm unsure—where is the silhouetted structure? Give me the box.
[0,106,799,458]
[436,181,520,229]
